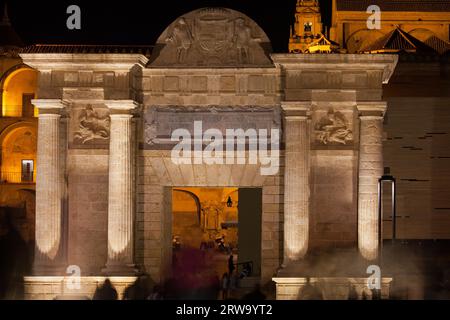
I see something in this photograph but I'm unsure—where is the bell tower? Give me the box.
[289,0,337,53]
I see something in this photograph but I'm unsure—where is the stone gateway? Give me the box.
[18,7,398,299]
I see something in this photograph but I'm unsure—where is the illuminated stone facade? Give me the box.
[14,7,397,299]
[2,1,448,300]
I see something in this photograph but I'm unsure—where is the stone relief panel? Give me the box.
[70,104,110,148]
[313,108,354,146]
[142,105,281,149]
[149,8,273,67]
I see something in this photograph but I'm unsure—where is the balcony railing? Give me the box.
[0,171,35,184]
[1,104,37,118]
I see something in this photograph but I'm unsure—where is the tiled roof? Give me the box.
[20,44,153,56]
[336,0,450,12]
[424,36,450,54]
[360,27,436,53]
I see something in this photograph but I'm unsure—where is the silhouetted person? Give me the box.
[228,255,235,275]
[148,284,163,300]
[243,283,266,300]
[221,273,230,300]
[124,275,152,300]
[371,288,381,300]
[163,277,178,300]
[239,262,252,279]
[230,270,239,293]
[300,278,323,300]
[93,279,118,300]
[0,210,30,299]
[348,285,358,300]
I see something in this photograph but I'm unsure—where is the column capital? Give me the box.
[282,102,311,119]
[357,102,387,118]
[104,100,139,114]
[32,99,67,115]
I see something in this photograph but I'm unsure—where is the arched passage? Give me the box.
[1,67,38,117]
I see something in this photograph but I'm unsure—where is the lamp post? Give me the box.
[378,168,397,265]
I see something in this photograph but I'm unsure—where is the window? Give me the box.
[304,22,313,32]
[21,160,34,182]
[22,93,35,118]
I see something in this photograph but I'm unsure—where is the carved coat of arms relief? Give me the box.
[150,8,272,67]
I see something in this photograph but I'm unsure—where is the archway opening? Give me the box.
[2,68,38,118]
[172,187,239,276]
[169,187,261,299]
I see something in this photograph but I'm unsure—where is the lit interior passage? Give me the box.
[172,187,238,277]
[171,187,262,280]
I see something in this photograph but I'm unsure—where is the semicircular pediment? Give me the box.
[148,7,273,68]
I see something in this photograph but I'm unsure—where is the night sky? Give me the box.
[4,0,332,52]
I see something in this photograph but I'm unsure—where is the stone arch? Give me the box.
[346,28,385,54]
[1,66,38,117]
[172,188,204,249]
[148,7,273,67]
[173,188,201,222]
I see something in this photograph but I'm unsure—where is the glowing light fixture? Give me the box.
[226,196,233,208]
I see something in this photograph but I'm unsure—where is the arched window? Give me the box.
[2,68,38,117]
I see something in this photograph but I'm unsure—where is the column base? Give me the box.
[101,263,139,276]
[272,276,393,300]
[24,276,137,300]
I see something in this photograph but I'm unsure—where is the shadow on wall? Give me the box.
[287,243,450,300]
[0,207,32,299]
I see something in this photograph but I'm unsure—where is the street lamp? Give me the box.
[378,167,397,264]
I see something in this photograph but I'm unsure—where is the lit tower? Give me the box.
[289,0,338,53]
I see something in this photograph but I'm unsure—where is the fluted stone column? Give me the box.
[103,100,138,275]
[282,103,311,265]
[357,103,386,261]
[32,99,66,274]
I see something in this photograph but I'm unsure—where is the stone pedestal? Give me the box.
[282,103,311,264]
[23,276,137,300]
[273,277,393,300]
[357,103,386,261]
[32,99,66,275]
[102,100,139,275]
